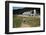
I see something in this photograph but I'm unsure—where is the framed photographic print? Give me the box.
[5,1,45,34]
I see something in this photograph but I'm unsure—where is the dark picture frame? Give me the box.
[5,1,45,34]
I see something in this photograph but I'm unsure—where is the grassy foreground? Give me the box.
[13,15,40,28]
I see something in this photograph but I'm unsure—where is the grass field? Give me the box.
[13,15,40,28]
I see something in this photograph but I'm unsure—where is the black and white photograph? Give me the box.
[5,1,45,34]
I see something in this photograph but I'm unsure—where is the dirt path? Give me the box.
[20,22,31,28]
[20,16,31,28]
